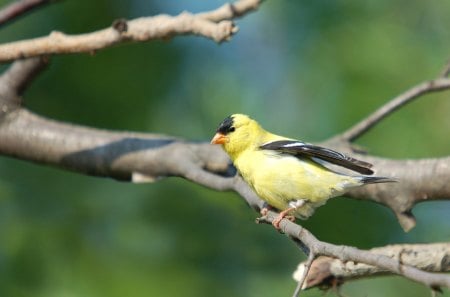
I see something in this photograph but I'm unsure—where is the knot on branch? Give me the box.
[112,18,128,33]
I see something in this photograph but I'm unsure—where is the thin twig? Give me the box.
[340,77,450,142]
[292,282,303,297]
[0,57,48,95]
[292,252,316,297]
[0,57,48,110]
[340,59,450,142]
[197,0,261,22]
[0,0,56,27]
[439,59,450,78]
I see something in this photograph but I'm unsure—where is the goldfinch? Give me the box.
[211,114,394,227]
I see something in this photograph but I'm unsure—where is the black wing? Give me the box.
[260,140,374,175]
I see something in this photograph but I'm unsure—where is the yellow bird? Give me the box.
[211,114,394,227]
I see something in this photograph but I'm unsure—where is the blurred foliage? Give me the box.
[0,0,449,296]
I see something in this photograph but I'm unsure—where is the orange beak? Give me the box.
[210,133,228,144]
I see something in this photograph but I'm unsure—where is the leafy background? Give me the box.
[0,0,449,296]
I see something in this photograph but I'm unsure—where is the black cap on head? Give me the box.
[216,115,235,135]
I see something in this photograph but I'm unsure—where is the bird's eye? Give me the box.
[229,127,235,132]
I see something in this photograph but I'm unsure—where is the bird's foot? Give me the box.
[272,208,296,229]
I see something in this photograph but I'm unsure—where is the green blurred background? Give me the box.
[0,0,449,296]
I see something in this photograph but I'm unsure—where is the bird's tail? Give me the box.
[360,176,397,184]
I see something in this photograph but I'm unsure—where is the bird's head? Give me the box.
[211,114,263,159]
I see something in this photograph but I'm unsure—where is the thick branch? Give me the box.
[322,59,450,231]
[0,82,448,294]
[4,111,441,288]
[0,0,261,63]
[0,1,447,290]
[295,243,450,290]
[3,111,446,289]
[0,108,448,232]
[0,109,231,183]
[320,140,450,232]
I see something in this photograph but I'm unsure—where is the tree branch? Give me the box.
[294,243,450,290]
[293,252,316,296]
[318,138,450,232]
[339,77,450,142]
[6,110,445,289]
[0,109,232,182]
[317,59,450,232]
[196,0,261,22]
[0,0,448,292]
[439,59,450,78]
[256,212,450,291]
[0,57,448,293]
[0,0,56,27]
[0,0,261,63]
[0,57,48,113]
[0,57,48,96]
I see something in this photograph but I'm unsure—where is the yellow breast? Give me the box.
[234,149,358,217]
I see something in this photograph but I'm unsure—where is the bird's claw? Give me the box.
[258,205,295,229]
[272,209,296,229]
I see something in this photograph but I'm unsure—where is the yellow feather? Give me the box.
[214,114,371,219]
